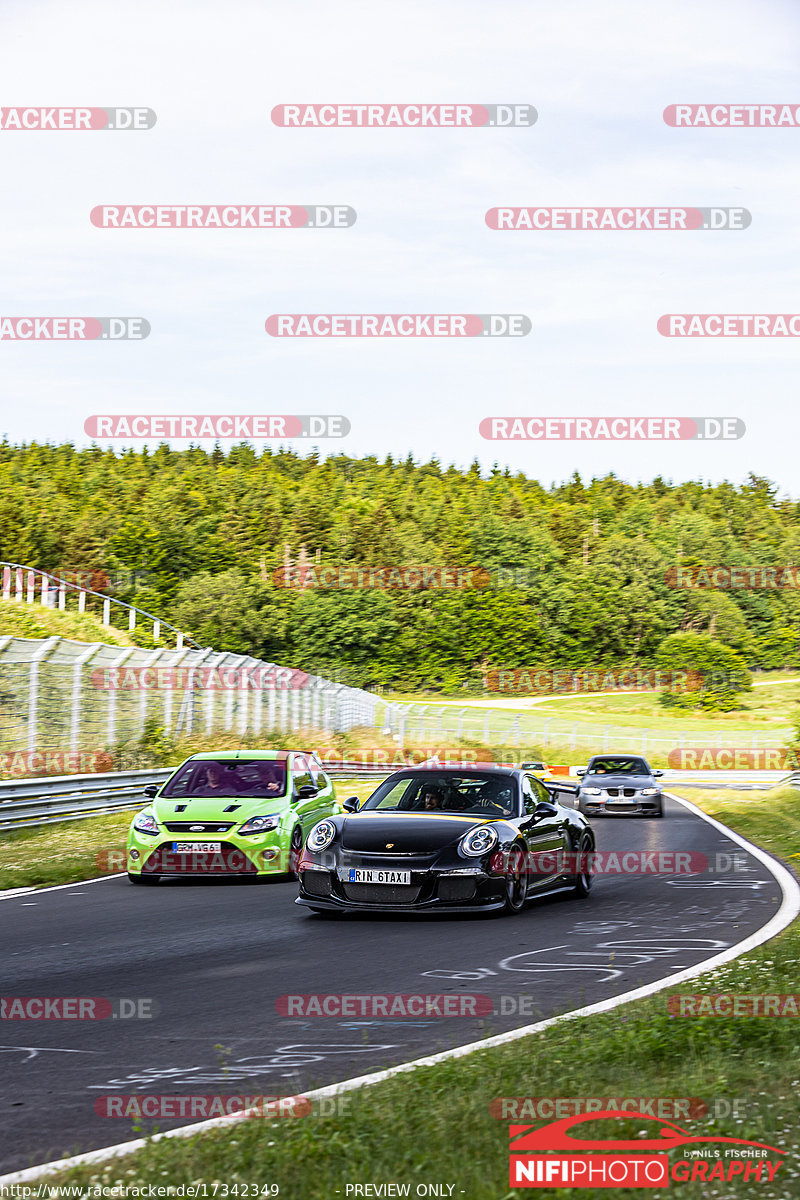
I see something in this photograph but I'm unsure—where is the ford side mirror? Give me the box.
[295,784,318,800]
[143,784,158,798]
[342,796,360,812]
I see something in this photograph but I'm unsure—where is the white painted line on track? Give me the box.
[0,875,123,901]
[1,792,797,1186]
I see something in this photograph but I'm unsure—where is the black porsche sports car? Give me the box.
[295,766,594,915]
[576,754,664,818]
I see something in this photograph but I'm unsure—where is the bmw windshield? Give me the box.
[587,757,648,776]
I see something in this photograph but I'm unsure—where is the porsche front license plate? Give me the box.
[172,842,222,853]
[342,868,411,885]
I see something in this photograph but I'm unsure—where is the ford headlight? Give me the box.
[307,820,337,851]
[239,814,281,835]
[459,825,498,857]
[581,787,602,796]
[133,811,159,836]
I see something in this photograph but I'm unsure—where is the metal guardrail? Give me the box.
[0,763,581,832]
[3,762,789,834]
[0,769,172,832]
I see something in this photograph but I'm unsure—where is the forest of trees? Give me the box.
[1,441,798,692]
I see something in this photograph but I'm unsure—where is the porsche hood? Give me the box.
[339,813,490,853]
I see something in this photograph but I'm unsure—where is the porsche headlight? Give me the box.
[307,820,337,852]
[581,787,602,796]
[133,811,159,836]
[239,814,281,835]
[459,825,498,857]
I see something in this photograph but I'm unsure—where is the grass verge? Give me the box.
[0,778,378,891]
[13,787,799,1198]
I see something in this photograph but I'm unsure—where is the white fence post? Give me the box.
[27,637,60,754]
[106,647,135,748]
[70,643,102,751]
[139,648,165,738]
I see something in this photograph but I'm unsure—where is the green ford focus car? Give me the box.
[126,750,337,884]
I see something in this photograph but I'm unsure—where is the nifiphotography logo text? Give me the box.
[508,1111,785,1188]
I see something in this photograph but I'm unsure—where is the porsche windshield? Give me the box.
[361,772,517,817]
[161,759,288,799]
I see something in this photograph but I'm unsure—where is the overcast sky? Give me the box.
[1,0,799,493]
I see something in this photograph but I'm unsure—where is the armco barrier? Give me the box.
[0,769,172,831]
[0,764,396,832]
[0,762,579,833]
[0,762,787,835]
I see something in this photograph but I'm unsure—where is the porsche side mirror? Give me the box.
[342,796,360,813]
[143,783,159,798]
[533,801,558,819]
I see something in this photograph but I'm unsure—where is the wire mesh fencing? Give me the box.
[0,635,385,758]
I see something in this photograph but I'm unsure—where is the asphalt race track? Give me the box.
[0,793,784,1174]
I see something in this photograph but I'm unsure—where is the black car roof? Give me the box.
[385,766,520,778]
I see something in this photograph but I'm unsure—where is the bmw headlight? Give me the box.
[133,811,159,836]
[641,788,659,795]
[581,787,602,796]
[307,820,337,852]
[239,814,281,835]
[459,825,499,857]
